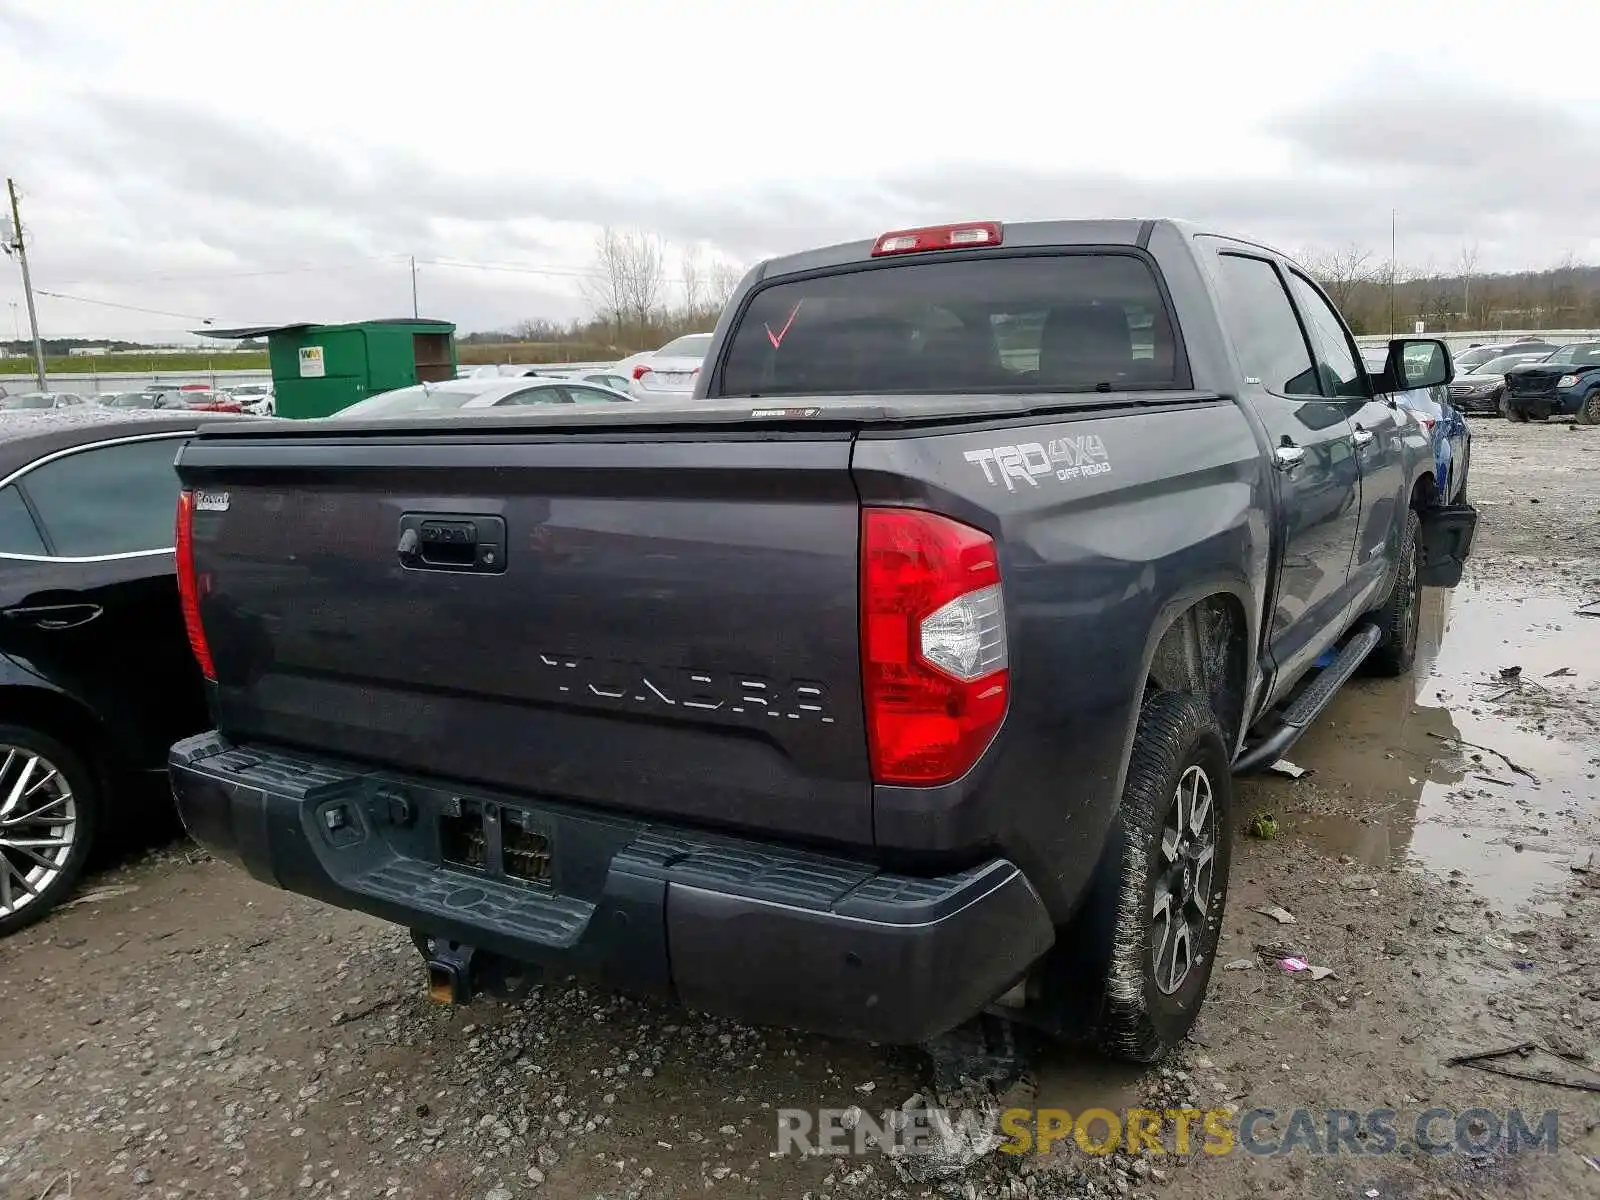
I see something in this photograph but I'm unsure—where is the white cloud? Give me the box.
[2,0,1597,339]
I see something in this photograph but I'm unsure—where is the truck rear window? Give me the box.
[714,253,1183,397]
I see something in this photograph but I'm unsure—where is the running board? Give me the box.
[1233,624,1383,775]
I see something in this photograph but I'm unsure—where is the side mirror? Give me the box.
[1376,338,1453,393]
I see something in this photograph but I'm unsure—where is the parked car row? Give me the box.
[0,383,274,416]
[1433,338,1600,424]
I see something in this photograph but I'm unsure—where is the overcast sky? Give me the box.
[2,0,1598,342]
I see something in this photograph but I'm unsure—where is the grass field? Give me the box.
[1,352,272,375]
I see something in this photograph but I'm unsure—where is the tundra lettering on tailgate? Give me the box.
[536,655,835,724]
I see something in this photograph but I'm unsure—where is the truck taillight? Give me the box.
[861,508,1009,786]
[175,490,216,681]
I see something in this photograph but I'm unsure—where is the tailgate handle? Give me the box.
[397,513,507,574]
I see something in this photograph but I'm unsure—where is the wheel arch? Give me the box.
[1411,470,1437,510]
[0,679,117,797]
[1137,586,1253,755]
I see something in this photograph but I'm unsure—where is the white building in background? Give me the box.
[67,346,110,356]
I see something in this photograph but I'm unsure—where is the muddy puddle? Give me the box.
[1242,580,1600,912]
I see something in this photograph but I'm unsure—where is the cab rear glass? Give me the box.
[712,252,1187,398]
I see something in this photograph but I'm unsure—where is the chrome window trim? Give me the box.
[0,429,196,562]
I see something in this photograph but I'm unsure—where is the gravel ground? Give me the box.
[2,417,1597,1200]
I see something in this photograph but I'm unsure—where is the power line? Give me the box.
[415,256,704,287]
[34,289,215,323]
[42,256,407,286]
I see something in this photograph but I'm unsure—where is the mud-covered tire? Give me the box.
[1091,691,1233,1064]
[1368,508,1422,677]
[1579,390,1600,426]
[0,724,99,938]
[1507,403,1529,423]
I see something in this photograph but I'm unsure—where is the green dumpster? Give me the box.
[201,319,457,418]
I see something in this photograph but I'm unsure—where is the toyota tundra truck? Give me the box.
[167,219,1477,1062]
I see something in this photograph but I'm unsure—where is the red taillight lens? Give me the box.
[861,508,1009,786]
[870,221,1004,257]
[632,364,653,381]
[175,490,216,681]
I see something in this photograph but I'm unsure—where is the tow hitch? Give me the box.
[411,931,536,1005]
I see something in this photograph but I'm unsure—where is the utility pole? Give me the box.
[1388,209,1397,338]
[4,179,48,390]
[410,255,418,318]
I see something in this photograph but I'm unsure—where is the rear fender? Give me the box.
[1079,578,1254,902]
[0,654,119,785]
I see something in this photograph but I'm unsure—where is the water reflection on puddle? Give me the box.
[1240,581,1600,911]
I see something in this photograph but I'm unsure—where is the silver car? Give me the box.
[0,391,89,411]
[335,377,633,419]
[627,333,713,401]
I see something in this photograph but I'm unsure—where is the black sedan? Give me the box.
[0,408,237,933]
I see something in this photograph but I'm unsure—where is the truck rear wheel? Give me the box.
[1091,690,1232,1063]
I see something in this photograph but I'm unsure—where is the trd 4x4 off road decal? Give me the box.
[963,434,1113,490]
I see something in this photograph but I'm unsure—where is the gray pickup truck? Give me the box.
[168,219,1476,1063]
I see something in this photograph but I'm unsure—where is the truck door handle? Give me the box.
[1274,442,1306,471]
[2,603,103,630]
[1351,427,1375,448]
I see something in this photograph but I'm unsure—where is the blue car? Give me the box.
[1362,348,1470,505]
[1503,341,1600,424]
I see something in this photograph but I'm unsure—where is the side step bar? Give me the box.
[1233,624,1383,775]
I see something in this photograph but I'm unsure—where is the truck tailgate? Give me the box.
[176,432,873,846]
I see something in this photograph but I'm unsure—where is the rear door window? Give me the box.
[0,485,46,556]
[19,436,184,557]
[714,253,1184,397]
[1285,272,1367,399]
[1212,253,1321,398]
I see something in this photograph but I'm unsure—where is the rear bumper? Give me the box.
[170,734,1054,1044]
[1505,389,1563,417]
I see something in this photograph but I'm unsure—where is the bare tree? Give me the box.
[582,227,629,341]
[680,245,705,323]
[582,226,668,343]
[1546,249,1579,327]
[1300,244,1379,313]
[1415,257,1452,331]
[707,257,742,310]
[616,229,666,333]
[1457,242,1480,328]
